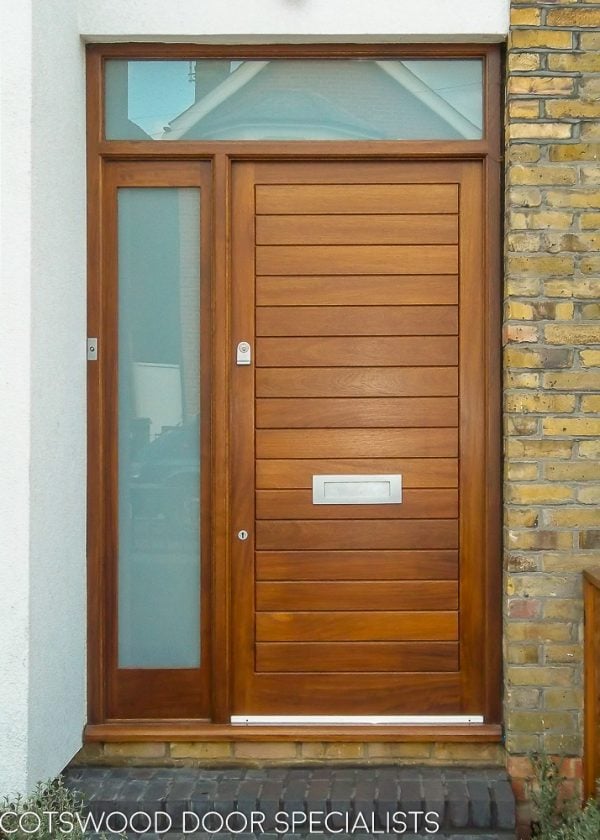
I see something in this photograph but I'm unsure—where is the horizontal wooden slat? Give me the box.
[256,489,458,520]
[256,459,458,489]
[256,397,458,429]
[255,642,460,672]
[251,161,464,185]
[256,336,458,368]
[256,550,459,581]
[239,672,462,714]
[256,274,458,306]
[256,245,458,276]
[256,367,458,398]
[256,214,459,245]
[256,611,459,641]
[256,428,458,459]
[255,184,459,215]
[256,306,458,337]
[256,581,458,612]
[256,520,459,551]
[257,276,458,306]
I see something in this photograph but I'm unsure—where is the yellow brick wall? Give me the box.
[504,0,599,787]
[71,741,506,768]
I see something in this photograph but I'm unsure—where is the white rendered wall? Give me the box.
[1,0,508,798]
[0,0,34,797]
[27,0,87,787]
[79,0,509,42]
[0,0,86,795]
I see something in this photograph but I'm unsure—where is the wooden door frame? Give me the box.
[231,159,486,718]
[85,42,503,743]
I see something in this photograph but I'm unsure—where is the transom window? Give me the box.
[105,58,484,141]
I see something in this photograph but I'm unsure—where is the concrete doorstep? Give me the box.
[64,765,516,839]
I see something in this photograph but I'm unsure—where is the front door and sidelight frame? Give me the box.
[86,43,502,742]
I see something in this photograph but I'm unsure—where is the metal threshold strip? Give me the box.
[230,715,484,725]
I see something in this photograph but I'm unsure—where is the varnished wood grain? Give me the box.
[256,397,458,429]
[257,276,458,306]
[257,244,458,276]
[238,671,463,714]
[256,367,458,397]
[230,162,259,721]
[456,163,487,716]
[481,53,504,725]
[584,571,600,798]
[256,519,459,551]
[256,641,459,672]
[89,47,503,725]
[256,581,458,611]
[210,154,233,722]
[256,336,458,367]
[255,184,458,215]
[256,214,458,245]
[256,489,458,520]
[257,611,459,641]
[86,48,105,723]
[256,428,458,458]
[92,42,499,61]
[256,550,459,580]
[86,719,503,742]
[256,305,458,336]
[256,458,458,489]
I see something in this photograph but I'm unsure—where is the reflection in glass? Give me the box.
[118,187,201,669]
[105,59,483,141]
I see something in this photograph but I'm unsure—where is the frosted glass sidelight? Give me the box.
[105,59,483,141]
[117,187,201,669]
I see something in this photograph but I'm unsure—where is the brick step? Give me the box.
[65,765,515,839]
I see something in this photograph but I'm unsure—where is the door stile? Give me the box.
[457,160,486,713]
[482,56,504,722]
[211,153,233,723]
[230,162,258,715]
[86,55,106,724]
[101,160,119,722]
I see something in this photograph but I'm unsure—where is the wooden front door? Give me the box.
[231,160,487,717]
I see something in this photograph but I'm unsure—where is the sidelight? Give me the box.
[117,187,201,669]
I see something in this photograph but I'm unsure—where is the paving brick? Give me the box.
[445,777,470,829]
[329,774,356,830]
[259,779,283,830]
[166,776,198,828]
[353,775,377,821]
[422,774,445,827]
[375,773,400,825]
[305,777,331,812]
[188,788,218,823]
[281,775,308,815]
[466,779,492,828]
[143,776,172,803]
[236,778,263,811]
[491,779,518,831]
[398,778,423,831]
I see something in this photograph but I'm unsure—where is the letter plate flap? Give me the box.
[312,474,402,505]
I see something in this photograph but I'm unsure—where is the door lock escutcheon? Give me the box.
[236,341,251,365]
[237,530,249,541]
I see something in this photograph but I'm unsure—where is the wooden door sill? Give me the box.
[85,721,502,743]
